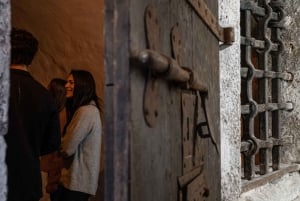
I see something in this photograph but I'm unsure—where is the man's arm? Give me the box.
[40,107,61,156]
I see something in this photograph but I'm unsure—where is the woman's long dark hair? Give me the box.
[65,70,100,130]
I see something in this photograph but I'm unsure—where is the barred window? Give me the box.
[240,0,297,192]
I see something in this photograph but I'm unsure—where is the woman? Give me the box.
[58,70,102,201]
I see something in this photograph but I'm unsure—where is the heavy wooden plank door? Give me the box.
[105,0,222,201]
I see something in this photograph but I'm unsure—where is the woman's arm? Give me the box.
[60,105,97,157]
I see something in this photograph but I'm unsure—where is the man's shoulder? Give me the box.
[28,78,53,99]
[14,73,55,104]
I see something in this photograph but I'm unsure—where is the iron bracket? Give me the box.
[143,5,160,127]
[187,0,235,45]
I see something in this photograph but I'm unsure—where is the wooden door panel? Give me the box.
[129,0,220,201]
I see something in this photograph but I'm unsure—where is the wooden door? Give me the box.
[104,0,225,200]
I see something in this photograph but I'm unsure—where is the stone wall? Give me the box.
[281,0,300,164]
[220,0,300,201]
[219,0,241,200]
[239,172,300,201]
[0,0,10,200]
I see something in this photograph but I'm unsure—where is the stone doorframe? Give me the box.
[0,0,10,200]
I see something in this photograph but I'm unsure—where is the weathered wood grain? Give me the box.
[104,0,130,201]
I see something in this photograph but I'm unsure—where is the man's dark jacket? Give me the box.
[5,69,61,201]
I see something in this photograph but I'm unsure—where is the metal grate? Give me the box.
[240,0,293,180]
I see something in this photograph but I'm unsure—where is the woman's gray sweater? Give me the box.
[60,101,102,195]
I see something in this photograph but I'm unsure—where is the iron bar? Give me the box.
[270,0,285,171]
[241,68,292,80]
[241,102,293,115]
[240,36,279,51]
[242,6,257,179]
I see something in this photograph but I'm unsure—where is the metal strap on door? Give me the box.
[186,0,234,44]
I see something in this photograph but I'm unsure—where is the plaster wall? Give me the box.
[11,0,104,112]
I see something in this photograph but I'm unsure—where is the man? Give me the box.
[5,27,61,201]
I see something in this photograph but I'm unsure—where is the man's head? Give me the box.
[10,27,39,66]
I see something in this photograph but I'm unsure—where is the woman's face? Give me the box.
[65,74,75,98]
